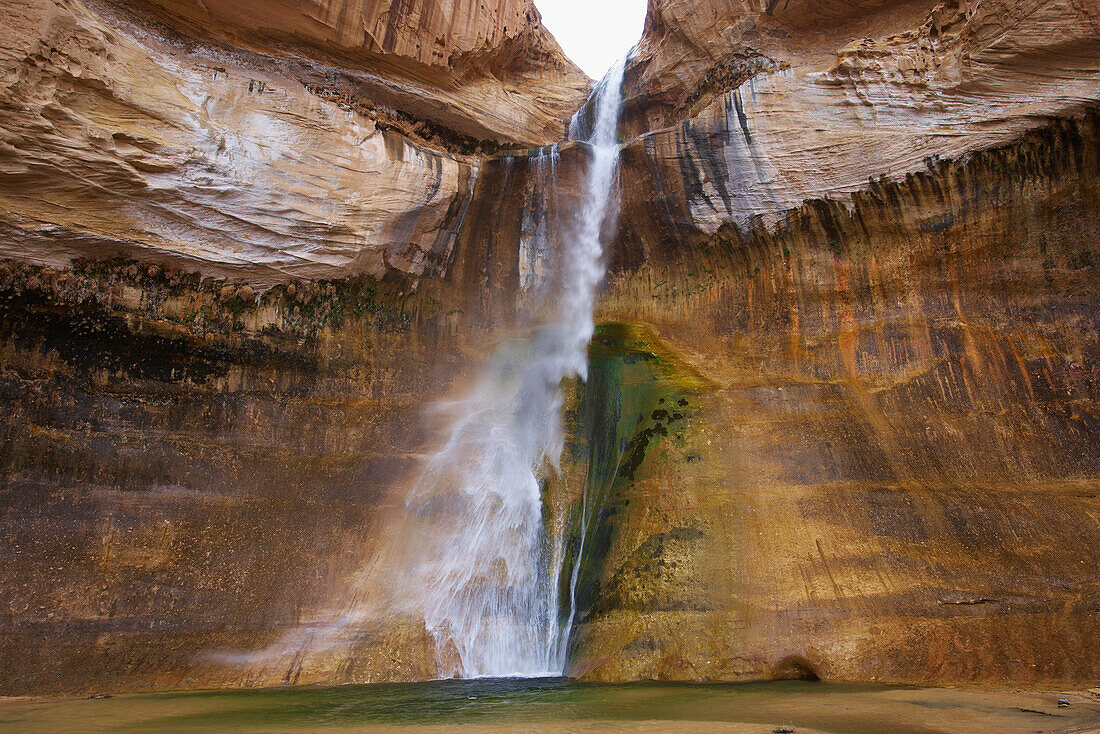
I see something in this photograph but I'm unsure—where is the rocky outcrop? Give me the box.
[0,0,585,285]
[0,254,508,694]
[546,0,1100,687]
[622,0,1100,224]
[0,145,562,693]
[119,0,590,145]
[570,112,1100,684]
[545,0,1100,687]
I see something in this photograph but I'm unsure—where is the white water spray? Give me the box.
[397,58,628,678]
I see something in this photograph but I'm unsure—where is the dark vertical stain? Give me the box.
[731,88,752,144]
[382,0,414,54]
[432,164,480,277]
[676,120,717,215]
[686,116,734,216]
[642,135,680,237]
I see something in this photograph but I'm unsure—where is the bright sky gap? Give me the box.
[534,0,648,79]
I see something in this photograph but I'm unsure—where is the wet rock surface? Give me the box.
[0,0,1098,696]
[575,112,1100,684]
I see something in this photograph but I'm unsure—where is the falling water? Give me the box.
[398,58,628,678]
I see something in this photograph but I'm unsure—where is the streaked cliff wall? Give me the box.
[0,0,1097,695]
[0,0,586,285]
[570,112,1100,685]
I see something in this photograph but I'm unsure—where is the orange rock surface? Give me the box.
[0,0,1097,696]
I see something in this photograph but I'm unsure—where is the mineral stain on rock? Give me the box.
[0,0,1098,701]
[0,282,307,384]
[558,323,712,670]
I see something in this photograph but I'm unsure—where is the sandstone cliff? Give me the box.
[572,113,1100,684]
[621,0,1100,229]
[554,0,1100,685]
[121,0,590,144]
[0,0,1099,696]
[0,0,586,285]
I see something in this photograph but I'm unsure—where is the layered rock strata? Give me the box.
[556,0,1099,683]
[0,0,585,285]
[0,146,578,694]
[617,0,1100,236]
[118,0,590,145]
[570,112,1100,684]
[0,0,1098,696]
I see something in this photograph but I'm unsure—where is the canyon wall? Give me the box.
[0,0,1099,694]
[557,0,1100,685]
[0,0,573,694]
[0,145,565,694]
[569,113,1100,684]
[0,0,585,285]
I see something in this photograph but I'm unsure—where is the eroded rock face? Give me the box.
[0,148,566,694]
[622,0,1100,221]
[0,0,1098,696]
[0,255,512,694]
[120,0,590,145]
[555,0,1100,686]
[0,0,584,285]
[571,113,1100,684]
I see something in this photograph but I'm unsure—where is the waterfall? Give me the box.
[397,58,628,679]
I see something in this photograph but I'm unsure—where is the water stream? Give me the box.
[397,59,628,678]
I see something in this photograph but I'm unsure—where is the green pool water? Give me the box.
[2,678,1097,733]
